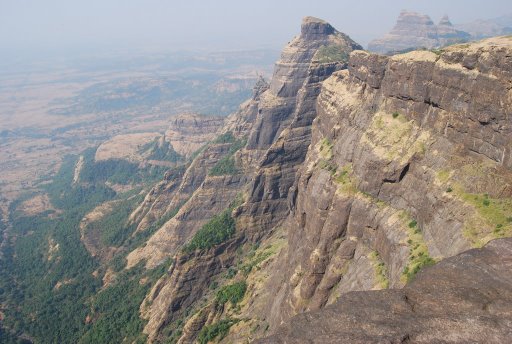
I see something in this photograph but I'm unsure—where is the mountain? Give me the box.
[1,16,512,344]
[132,22,512,343]
[368,11,471,54]
[457,14,512,39]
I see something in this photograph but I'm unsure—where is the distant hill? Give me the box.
[368,11,470,54]
[368,10,512,55]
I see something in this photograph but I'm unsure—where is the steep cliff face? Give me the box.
[128,114,225,235]
[239,16,362,246]
[122,21,510,343]
[165,113,225,158]
[368,11,471,54]
[253,36,512,328]
[133,17,362,343]
[258,238,512,343]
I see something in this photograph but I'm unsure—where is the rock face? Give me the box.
[247,16,361,153]
[257,238,512,343]
[132,17,362,343]
[250,36,512,330]
[240,16,362,247]
[122,19,511,343]
[368,11,470,54]
[164,113,224,157]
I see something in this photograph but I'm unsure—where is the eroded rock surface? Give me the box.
[136,17,362,342]
[252,36,512,329]
[258,238,512,343]
[123,21,512,344]
[165,113,224,157]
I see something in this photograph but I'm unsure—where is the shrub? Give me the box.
[446,187,453,193]
[392,112,400,119]
[197,319,238,344]
[315,44,349,63]
[225,267,237,279]
[183,201,238,253]
[408,220,417,228]
[215,281,247,307]
[208,136,246,176]
[403,256,436,283]
[212,132,236,144]
[209,156,237,176]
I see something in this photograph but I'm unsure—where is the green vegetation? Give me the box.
[80,159,140,185]
[0,154,109,343]
[435,164,512,246]
[80,261,171,344]
[197,319,238,344]
[240,249,272,276]
[315,44,349,63]
[209,135,247,176]
[0,147,174,343]
[71,147,171,186]
[368,251,389,289]
[209,156,237,176]
[319,137,333,160]
[183,197,242,253]
[460,192,512,243]
[212,132,237,144]
[189,144,208,162]
[138,137,182,163]
[90,195,144,247]
[363,112,430,164]
[127,201,186,252]
[400,215,436,283]
[215,281,247,307]
[183,209,235,252]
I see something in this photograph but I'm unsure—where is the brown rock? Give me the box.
[257,238,512,343]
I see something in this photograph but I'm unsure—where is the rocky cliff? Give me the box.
[4,14,511,344]
[368,11,471,54]
[128,17,362,343]
[243,36,512,332]
[165,113,225,158]
[127,20,512,342]
[257,238,512,343]
[66,17,512,343]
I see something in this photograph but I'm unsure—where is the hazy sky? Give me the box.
[1,0,511,55]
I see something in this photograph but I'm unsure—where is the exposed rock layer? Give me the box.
[135,17,362,342]
[165,113,224,157]
[127,19,512,343]
[258,238,512,343]
[253,36,512,328]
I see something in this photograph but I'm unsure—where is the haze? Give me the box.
[1,0,510,58]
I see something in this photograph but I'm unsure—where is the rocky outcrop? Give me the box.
[246,16,361,155]
[127,143,248,269]
[368,11,470,54]
[258,238,512,343]
[123,18,511,343]
[134,17,362,342]
[165,113,224,157]
[239,16,362,247]
[247,36,512,332]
